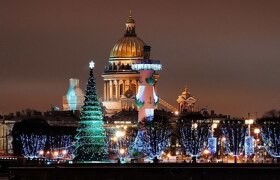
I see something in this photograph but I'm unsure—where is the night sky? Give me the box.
[1,0,280,117]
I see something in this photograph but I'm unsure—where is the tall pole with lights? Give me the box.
[245,119,254,160]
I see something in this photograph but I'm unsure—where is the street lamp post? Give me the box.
[114,128,126,162]
[254,128,260,140]
[245,119,254,162]
[191,123,198,163]
[221,137,226,163]
[254,128,260,163]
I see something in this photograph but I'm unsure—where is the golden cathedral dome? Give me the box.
[109,15,146,59]
[110,37,145,58]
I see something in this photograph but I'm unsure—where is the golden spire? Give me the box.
[184,84,188,93]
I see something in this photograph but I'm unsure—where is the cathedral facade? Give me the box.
[102,15,147,115]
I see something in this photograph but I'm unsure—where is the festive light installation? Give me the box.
[145,116,172,157]
[208,137,217,154]
[220,120,246,163]
[74,61,107,162]
[45,135,74,155]
[208,122,219,154]
[260,121,280,157]
[20,134,47,158]
[244,119,254,156]
[244,136,254,156]
[179,120,211,158]
[257,110,280,158]
[130,45,162,157]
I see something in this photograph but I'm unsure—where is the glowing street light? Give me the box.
[119,148,125,155]
[245,119,254,136]
[203,149,210,155]
[254,128,260,135]
[53,151,59,157]
[192,123,198,129]
[39,150,44,156]
[112,137,117,142]
[62,150,67,155]
[115,130,125,138]
[212,123,218,129]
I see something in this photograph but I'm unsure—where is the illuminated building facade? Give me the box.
[102,15,147,115]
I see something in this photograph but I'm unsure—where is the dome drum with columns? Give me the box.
[102,15,159,115]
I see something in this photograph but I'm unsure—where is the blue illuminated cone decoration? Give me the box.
[74,61,106,162]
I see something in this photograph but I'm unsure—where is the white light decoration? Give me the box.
[145,109,154,119]
[89,61,95,69]
[153,87,159,103]
[115,130,125,138]
[136,85,145,101]
[131,63,162,71]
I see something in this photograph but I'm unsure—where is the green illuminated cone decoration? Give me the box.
[74,61,106,162]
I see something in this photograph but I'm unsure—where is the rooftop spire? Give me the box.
[125,11,136,37]
[184,84,188,93]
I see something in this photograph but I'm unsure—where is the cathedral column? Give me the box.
[104,81,107,101]
[129,79,132,90]
[107,81,110,101]
[123,80,126,92]
[116,80,120,100]
[109,80,113,100]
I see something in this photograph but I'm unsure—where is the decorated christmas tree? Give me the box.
[74,61,106,162]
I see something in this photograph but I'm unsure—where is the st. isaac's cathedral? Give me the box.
[62,14,196,115]
[102,15,155,115]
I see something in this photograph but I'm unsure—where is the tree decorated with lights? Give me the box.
[74,61,106,162]
[179,117,211,160]
[220,119,246,163]
[258,109,280,161]
[12,118,49,157]
[135,112,172,158]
